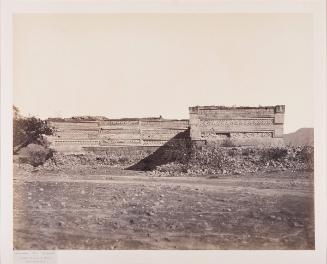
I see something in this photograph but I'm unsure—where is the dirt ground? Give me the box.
[13,166,314,250]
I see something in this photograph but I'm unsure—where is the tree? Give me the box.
[13,105,20,119]
[13,106,53,154]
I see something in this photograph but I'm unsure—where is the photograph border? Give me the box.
[1,0,326,264]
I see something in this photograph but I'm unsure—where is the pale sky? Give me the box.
[13,14,313,133]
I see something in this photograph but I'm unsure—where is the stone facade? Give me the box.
[47,105,285,152]
[47,118,189,152]
[189,105,285,146]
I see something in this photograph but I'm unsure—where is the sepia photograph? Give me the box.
[12,13,315,251]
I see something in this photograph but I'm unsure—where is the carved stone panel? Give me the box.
[199,119,274,133]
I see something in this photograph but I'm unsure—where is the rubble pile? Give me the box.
[41,151,150,172]
[20,145,313,177]
[153,146,314,176]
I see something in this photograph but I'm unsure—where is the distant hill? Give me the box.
[283,128,314,146]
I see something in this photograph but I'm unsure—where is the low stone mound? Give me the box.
[21,145,313,177]
[152,146,314,176]
[41,150,151,171]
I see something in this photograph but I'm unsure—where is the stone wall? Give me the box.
[47,118,189,153]
[47,105,285,152]
[189,105,285,147]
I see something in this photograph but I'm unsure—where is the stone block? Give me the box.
[274,113,284,124]
[275,105,285,113]
[188,105,285,146]
[274,124,284,138]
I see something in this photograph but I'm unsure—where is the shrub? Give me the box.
[228,148,238,157]
[96,156,105,162]
[118,157,129,164]
[242,148,253,156]
[19,144,53,167]
[13,106,53,154]
[260,147,288,162]
[220,139,235,147]
[297,146,314,170]
[192,147,224,169]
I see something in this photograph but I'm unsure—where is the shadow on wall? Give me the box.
[127,128,191,171]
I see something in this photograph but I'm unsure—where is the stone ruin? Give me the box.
[46,105,285,153]
[189,105,285,147]
[47,117,189,152]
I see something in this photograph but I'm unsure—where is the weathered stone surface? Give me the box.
[47,105,285,152]
[47,118,189,152]
[189,105,285,146]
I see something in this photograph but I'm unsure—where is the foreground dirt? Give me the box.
[14,166,314,250]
